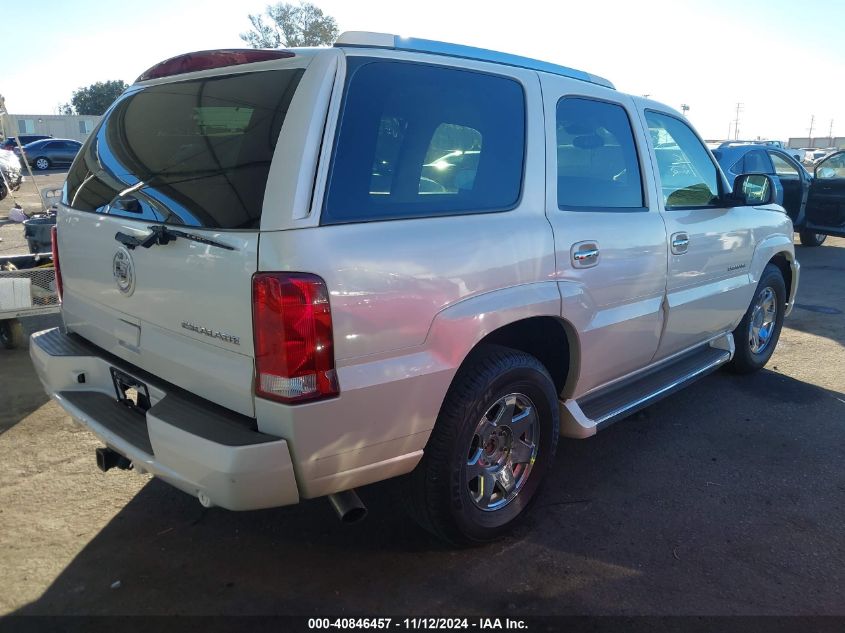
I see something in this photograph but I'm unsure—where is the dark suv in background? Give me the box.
[713,143,845,247]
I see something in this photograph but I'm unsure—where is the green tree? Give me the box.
[69,80,129,116]
[240,2,339,48]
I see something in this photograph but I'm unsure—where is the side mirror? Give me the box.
[730,173,781,206]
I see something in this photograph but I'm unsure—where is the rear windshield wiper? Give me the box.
[115,225,235,251]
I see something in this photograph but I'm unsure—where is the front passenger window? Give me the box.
[770,153,799,177]
[646,111,720,209]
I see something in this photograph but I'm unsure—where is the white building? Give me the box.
[0,113,101,143]
[788,136,845,150]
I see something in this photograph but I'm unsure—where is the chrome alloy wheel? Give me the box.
[35,158,50,170]
[748,286,778,354]
[465,393,539,512]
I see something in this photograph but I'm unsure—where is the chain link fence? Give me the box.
[0,264,60,319]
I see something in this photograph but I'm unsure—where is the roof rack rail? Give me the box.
[334,31,615,90]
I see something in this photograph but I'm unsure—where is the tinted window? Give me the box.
[556,98,643,209]
[744,150,772,174]
[323,60,525,225]
[64,68,304,229]
[732,150,772,175]
[646,111,720,208]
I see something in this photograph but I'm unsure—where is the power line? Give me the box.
[733,102,743,140]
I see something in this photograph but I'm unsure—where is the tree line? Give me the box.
[56,3,337,117]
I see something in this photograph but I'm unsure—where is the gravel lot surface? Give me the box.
[0,237,843,617]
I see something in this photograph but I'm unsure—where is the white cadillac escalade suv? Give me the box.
[31,32,799,544]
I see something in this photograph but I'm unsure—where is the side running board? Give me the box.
[560,335,734,438]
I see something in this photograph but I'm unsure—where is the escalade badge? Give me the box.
[113,247,135,296]
[181,321,240,345]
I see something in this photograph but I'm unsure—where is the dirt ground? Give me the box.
[0,239,843,617]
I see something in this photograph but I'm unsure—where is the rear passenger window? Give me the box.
[736,150,772,174]
[556,98,644,209]
[322,60,525,224]
[770,153,799,177]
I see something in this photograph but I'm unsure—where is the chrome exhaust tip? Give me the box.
[327,489,367,523]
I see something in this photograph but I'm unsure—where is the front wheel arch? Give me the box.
[769,252,793,306]
[727,263,786,374]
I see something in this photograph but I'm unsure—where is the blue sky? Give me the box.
[5,0,843,141]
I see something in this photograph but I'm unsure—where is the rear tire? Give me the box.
[799,230,827,247]
[403,344,559,544]
[34,157,50,171]
[0,319,26,350]
[727,263,786,374]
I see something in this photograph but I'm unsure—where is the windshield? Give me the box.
[63,68,304,229]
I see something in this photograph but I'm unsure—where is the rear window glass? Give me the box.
[63,68,304,229]
[322,60,525,225]
[556,97,644,209]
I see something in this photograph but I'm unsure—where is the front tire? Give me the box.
[799,230,827,247]
[33,157,50,171]
[727,263,786,374]
[403,345,559,544]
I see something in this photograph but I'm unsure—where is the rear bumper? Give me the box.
[30,327,299,511]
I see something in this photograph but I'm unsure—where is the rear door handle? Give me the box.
[671,233,689,254]
[571,241,600,268]
[574,248,599,261]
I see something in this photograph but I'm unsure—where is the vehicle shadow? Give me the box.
[8,368,845,616]
[0,315,61,434]
[786,238,845,346]
[0,349,50,435]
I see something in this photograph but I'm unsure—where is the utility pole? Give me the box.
[734,102,743,140]
[829,119,834,145]
[808,114,815,144]
[681,103,690,116]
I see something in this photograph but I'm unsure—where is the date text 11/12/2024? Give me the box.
[307,618,528,630]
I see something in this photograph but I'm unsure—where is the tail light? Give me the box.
[252,273,338,404]
[51,225,63,301]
